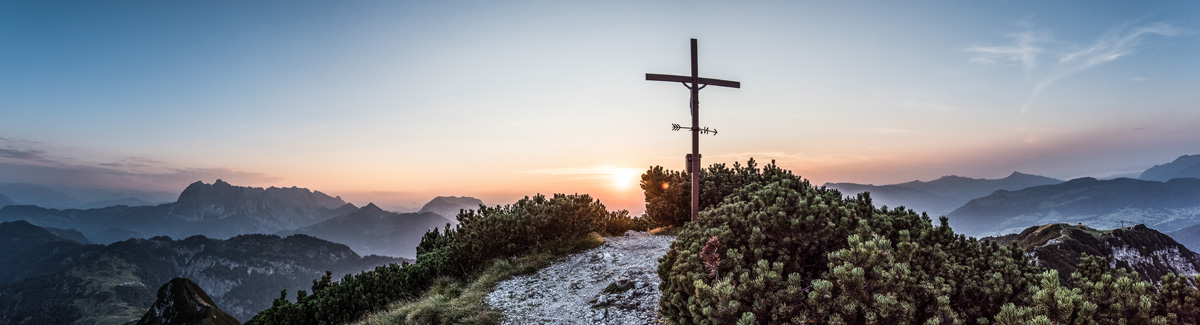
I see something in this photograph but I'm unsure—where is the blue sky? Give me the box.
[1,1,1197,213]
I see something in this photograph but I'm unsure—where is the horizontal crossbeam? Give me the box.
[645,73,740,89]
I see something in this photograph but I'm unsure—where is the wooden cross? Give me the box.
[646,38,740,222]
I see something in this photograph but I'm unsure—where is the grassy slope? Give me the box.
[354,233,607,325]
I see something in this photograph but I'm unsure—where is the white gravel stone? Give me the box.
[486,231,675,324]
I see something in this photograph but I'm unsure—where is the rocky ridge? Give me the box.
[486,231,675,324]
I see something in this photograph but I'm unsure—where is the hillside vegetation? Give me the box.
[248,193,640,324]
[647,159,1200,324]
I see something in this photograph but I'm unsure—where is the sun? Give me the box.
[610,168,641,191]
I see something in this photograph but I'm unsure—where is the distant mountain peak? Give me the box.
[361,202,383,212]
[419,196,484,222]
[1141,154,1200,182]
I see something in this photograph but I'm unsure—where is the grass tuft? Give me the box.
[649,226,681,236]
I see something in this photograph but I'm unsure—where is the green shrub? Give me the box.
[641,158,776,228]
[658,164,1041,324]
[249,193,618,324]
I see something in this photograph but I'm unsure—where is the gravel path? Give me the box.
[486,231,676,325]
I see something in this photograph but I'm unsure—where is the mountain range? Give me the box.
[0,220,404,324]
[281,203,452,259]
[0,180,355,242]
[418,196,484,225]
[824,171,1062,217]
[985,223,1200,283]
[1140,154,1200,182]
[947,177,1200,237]
[0,183,175,210]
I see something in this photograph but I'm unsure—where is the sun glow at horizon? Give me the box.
[610,167,642,191]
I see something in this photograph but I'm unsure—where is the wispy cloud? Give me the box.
[967,20,1182,113]
[0,137,51,163]
[966,28,1048,75]
[0,148,48,162]
[0,135,280,192]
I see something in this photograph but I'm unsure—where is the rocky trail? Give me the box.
[486,231,676,324]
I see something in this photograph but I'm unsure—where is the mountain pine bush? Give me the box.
[657,161,1041,324]
[249,193,627,324]
[642,158,773,228]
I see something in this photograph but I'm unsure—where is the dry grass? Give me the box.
[649,226,682,236]
[355,232,606,325]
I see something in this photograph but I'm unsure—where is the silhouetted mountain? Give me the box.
[90,227,146,245]
[1141,154,1200,182]
[0,220,101,285]
[1167,223,1200,253]
[0,183,175,210]
[0,193,13,207]
[42,225,92,244]
[79,197,158,209]
[135,278,239,325]
[282,203,451,258]
[0,183,81,209]
[948,177,1200,237]
[825,172,1061,217]
[381,204,420,213]
[0,228,405,324]
[0,180,351,240]
[985,223,1200,283]
[418,196,484,222]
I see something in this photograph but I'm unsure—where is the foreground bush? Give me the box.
[641,158,771,227]
[658,162,1041,324]
[249,193,626,324]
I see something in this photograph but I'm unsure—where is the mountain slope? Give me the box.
[1167,223,1200,252]
[948,177,1200,237]
[0,183,81,209]
[1141,154,1200,182]
[0,180,352,240]
[0,220,102,285]
[825,171,1061,217]
[283,203,451,258]
[419,196,484,222]
[135,278,239,325]
[0,230,405,324]
[0,193,13,207]
[985,223,1200,282]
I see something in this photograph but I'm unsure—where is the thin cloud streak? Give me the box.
[0,136,280,192]
[968,20,1181,113]
[966,29,1047,75]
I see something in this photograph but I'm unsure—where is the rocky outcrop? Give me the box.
[487,231,674,324]
[136,277,240,325]
[985,223,1200,282]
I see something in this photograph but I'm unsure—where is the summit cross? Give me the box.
[646,38,740,222]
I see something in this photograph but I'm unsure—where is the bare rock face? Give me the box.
[136,277,240,325]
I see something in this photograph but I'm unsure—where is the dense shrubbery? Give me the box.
[249,193,630,324]
[656,159,1200,324]
[658,161,1039,323]
[641,158,771,227]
